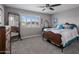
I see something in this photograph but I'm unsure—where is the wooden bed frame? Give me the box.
[42,31,64,52]
[42,30,79,52]
[42,23,79,52]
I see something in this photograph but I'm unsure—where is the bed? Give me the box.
[42,23,79,52]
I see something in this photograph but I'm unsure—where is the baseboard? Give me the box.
[21,34,41,39]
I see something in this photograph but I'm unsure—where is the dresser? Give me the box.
[0,26,11,54]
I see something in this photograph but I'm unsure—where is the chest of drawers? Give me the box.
[0,26,11,54]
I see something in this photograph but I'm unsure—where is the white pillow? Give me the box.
[63,24,70,29]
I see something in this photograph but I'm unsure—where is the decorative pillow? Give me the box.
[63,24,77,29]
[69,24,77,29]
[56,24,64,29]
[69,25,74,29]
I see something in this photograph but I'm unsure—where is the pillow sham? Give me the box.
[69,24,77,29]
[63,24,77,29]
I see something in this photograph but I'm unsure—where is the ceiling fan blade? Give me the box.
[42,8,46,11]
[49,8,54,10]
[51,4,61,7]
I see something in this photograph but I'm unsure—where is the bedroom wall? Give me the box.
[4,6,52,38]
[51,7,79,27]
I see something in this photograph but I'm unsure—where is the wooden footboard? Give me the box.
[43,31,62,46]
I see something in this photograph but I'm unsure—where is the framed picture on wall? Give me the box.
[54,18,58,24]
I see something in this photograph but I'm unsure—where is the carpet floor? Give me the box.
[11,36,79,54]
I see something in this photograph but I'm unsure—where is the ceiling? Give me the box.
[4,4,79,14]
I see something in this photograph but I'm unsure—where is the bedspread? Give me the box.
[44,28,78,46]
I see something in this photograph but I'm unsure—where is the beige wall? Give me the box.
[4,7,51,38]
[51,7,79,26]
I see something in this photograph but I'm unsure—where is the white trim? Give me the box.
[21,34,41,39]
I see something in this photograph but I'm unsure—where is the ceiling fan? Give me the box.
[39,4,61,11]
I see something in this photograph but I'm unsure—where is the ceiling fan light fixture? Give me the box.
[39,4,61,11]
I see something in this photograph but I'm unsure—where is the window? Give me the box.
[21,16,40,28]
